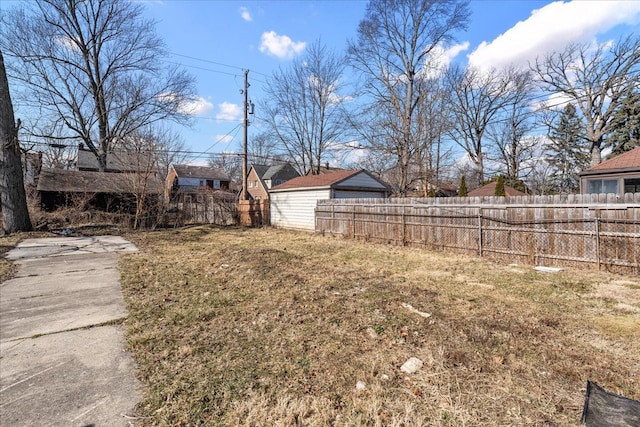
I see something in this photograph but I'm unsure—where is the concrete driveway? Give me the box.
[0,236,141,427]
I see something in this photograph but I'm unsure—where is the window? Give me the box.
[214,180,221,189]
[248,181,253,188]
[587,179,618,194]
[624,178,640,194]
[199,180,205,186]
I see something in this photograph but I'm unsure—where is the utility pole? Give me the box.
[242,69,249,201]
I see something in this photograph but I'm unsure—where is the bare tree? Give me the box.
[248,130,279,164]
[261,40,351,175]
[209,153,242,185]
[347,0,470,195]
[486,72,538,187]
[1,49,32,234]
[413,77,454,196]
[0,0,195,171]
[533,35,640,166]
[446,66,531,185]
[152,126,188,180]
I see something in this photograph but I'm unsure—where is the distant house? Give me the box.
[37,169,164,211]
[246,163,300,200]
[165,164,231,203]
[35,146,163,211]
[269,169,390,231]
[467,181,526,197]
[579,147,640,197]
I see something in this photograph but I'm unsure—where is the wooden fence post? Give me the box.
[401,212,406,246]
[595,216,601,271]
[352,207,356,238]
[478,211,483,257]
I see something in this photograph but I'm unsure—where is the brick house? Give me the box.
[246,163,300,200]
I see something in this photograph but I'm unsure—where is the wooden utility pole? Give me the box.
[241,69,249,201]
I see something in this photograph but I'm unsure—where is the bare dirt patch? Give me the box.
[119,226,640,426]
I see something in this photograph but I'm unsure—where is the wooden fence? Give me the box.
[315,194,640,275]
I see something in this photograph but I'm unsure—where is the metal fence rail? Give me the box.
[316,197,640,275]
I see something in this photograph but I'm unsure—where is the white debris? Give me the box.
[401,303,431,319]
[355,380,367,391]
[380,374,390,381]
[400,357,423,374]
[534,266,563,273]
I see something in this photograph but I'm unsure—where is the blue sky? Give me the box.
[138,0,640,163]
[5,0,640,163]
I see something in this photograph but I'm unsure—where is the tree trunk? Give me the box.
[0,49,32,234]
[590,143,602,166]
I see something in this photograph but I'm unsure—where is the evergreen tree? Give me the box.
[458,175,467,197]
[494,174,506,196]
[546,103,590,194]
[608,89,640,157]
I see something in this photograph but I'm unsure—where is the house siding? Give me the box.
[270,189,331,231]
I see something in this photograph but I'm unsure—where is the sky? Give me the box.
[5,0,640,165]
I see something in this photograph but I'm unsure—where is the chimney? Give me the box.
[325,162,329,169]
[78,143,84,150]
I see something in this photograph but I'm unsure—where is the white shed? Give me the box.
[269,169,390,231]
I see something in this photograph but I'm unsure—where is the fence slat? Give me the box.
[316,197,640,275]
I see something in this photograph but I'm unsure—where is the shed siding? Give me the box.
[337,173,387,190]
[333,190,385,199]
[271,189,331,230]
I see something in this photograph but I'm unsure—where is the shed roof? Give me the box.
[270,169,389,192]
[579,147,640,176]
[172,164,229,181]
[37,169,164,194]
[467,181,526,197]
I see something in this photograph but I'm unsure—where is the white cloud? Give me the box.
[420,42,469,79]
[259,31,306,59]
[157,93,213,116]
[216,102,242,121]
[239,7,252,22]
[179,96,214,116]
[468,0,640,70]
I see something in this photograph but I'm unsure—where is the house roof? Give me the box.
[579,147,640,176]
[172,164,229,181]
[250,163,299,181]
[467,181,526,197]
[37,169,164,194]
[249,164,270,178]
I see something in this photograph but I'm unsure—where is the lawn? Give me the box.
[119,225,640,426]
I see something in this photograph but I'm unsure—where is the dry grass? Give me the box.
[0,234,22,283]
[119,225,640,426]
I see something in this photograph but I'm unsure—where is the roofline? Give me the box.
[579,167,640,177]
[269,184,332,193]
